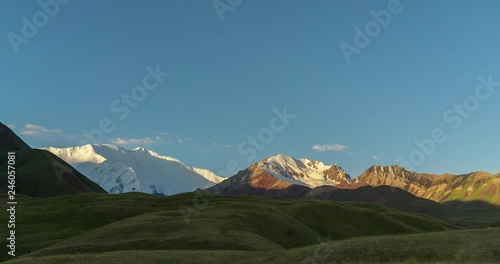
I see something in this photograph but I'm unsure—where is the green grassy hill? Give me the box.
[0,192,457,263]
[0,122,106,197]
[315,186,500,228]
[5,228,500,264]
[0,149,106,197]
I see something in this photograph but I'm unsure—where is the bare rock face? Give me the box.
[356,166,499,204]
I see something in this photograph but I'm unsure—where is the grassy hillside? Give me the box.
[443,172,500,204]
[0,149,106,197]
[322,186,500,228]
[0,192,456,262]
[0,122,31,152]
[5,228,500,264]
[0,122,106,197]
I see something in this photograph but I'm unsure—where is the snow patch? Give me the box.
[260,154,349,188]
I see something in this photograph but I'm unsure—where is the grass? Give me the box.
[305,185,500,227]
[4,228,500,264]
[437,200,500,227]
[0,192,454,262]
[1,192,499,263]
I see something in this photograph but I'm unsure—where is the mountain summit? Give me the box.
[259,154,352,187]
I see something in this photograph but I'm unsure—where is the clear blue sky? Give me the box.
[1,0,499,177]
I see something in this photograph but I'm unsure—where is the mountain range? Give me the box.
[1,121,499,207]
[208,154,500,205]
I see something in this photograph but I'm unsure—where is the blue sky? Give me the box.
[1,0,499,177]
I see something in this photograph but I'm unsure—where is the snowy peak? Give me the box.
[43,144,225,195]
[258,154,350,188]
[43,144,106,164]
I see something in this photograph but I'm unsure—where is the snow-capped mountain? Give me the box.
[42,144,225,195]
[210,154,352,196]
[260,154,351,188]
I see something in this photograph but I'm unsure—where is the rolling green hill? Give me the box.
[5,228,500,264]
[0,192,456,263]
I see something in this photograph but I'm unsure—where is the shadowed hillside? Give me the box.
[0,122,106,197]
